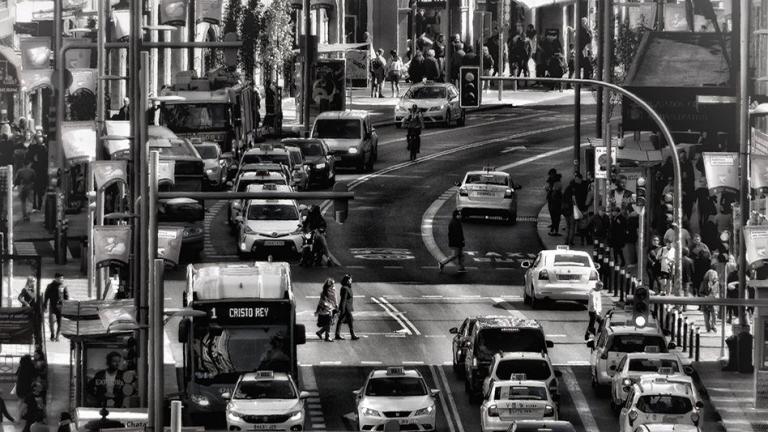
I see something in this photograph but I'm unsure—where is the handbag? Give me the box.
[316,314,331,328]
[573,205,583,221]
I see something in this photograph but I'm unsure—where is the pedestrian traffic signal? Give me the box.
[459,66,481,109]
[664,193,674,223]
[633,285,650,328]
[636,177,646,207]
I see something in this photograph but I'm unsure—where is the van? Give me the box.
[311,110,378,172]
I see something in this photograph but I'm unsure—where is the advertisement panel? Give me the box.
[83,345,139,408]
[312,59,346,114]
[157,227,184,266]
[702,152,739,192]
[628,3,657,29]
[20,37,51,70]
[61,121,97,163]
[0,308,34,344]
[345,49,369,87]
[92,160,127,191]
[744,226,768,267]
[93,226,131,268]
[594,146,617,179]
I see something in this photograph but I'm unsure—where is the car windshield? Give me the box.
[195,145,218,159]
[365,377,427,397]
[237,179,287,191]
[608,335,667,353]
[242,153,291,166]
[406,87,447,99]
[628,359,680,373]
[148,138,199,158]
[247,204,299,221]
[312,119,362,139]
[289,151,303,164]
[234,379,296,400]
[465,174,508,186]
[476,328,547,357]
[493,385,548,401]
[158,199,204,222]
[553,254,591,266]
[635,395,693,414]
[297,142,324,157]
[495,359,552,381]
[161,103,229,131]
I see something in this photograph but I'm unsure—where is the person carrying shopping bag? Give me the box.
[315,278,338,342]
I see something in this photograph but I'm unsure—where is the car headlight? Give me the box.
[288,410,303,420]
[361,407,382,417]
[348,147,359,154]
[622,378,632,387]
[205,168,214,175]
[227,405,244,419]
[429,105,443,111]
[314,162,326,169]
[414,405,434,416]
[190,394,210,407]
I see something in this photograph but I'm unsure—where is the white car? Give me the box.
[619,376,703,432]
[631,424,701,432]
[224,370,309,432]
[480,377,558,432]
[193,141,230,189]
[456,168,520,223]
[610,350,691,410]
[522,247,600,308]
[236,184,304,257]
[482,352,560,398]
[354,367,440,432]
[228,170,289,227]
[394,82,466,128]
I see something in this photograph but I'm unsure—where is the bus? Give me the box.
[177,261,306,418]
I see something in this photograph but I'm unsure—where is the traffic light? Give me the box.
[459,66,481,109]
[664,193,674,223]
[635,177,646,207]
[632,285,650,328]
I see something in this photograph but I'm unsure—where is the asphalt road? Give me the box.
[157,103,724,432]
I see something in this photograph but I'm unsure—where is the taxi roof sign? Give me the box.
[556,245,570,251]
[386,367,405,376]
[644,346,660,353]
[657,367,674,375]
[509,373,527,381]
[256,370,274,378]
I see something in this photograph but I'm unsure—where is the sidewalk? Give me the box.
[536,203,767,431]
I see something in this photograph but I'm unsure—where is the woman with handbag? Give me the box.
[402,104,424,161]
[562,176,582,246]
[314,278,338,342]
[334,274,359,340]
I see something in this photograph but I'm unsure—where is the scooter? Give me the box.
[300,228,326,267]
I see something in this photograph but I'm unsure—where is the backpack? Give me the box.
[371,57,383,71]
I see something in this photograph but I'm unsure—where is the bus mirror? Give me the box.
[178,318,190,344]
[295,324,306,345]
[546,340,554,348]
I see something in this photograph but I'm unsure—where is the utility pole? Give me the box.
[602,0,612,207]
[573,0,582,173]
[737,0,749,327]
[595,0,603,139]
[303,0,312,135]
[187,0,196,71]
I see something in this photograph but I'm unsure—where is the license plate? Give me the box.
[398,419,416,425]
[473,191,496,196]
[250,425,278,430]
[662,415,680,423]
[264,241,284,246]
[510,409,535,415]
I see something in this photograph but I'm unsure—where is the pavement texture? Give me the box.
[536,203,768,432]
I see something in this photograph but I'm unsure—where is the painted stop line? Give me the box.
[350,248,415,260]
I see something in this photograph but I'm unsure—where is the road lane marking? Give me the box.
[361,361,383,365]
[299,363,328,430]
[402,361,425,365]
[319,361,342,365]
[371,296,412,335]
[501,145,527,154]
[436,364,466,432]
[378,297,421,335]
[561,367,599,431]
[421,141,574,267]
[428,365,457,432]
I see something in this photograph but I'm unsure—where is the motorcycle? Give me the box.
[300,228,327,267]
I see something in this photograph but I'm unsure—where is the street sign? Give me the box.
[593,146,617,179]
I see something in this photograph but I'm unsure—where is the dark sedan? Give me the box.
[280,138,336,188]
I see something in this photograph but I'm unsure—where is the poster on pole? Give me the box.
[93,225,131,268]
[752,155,768,190]
[157,227,184,266]
[311,59,346,114]
[92,160,127,191]
[345,49,369,88]
[702,152,739,192]
[744,225,768,267]
[593,146,617,179]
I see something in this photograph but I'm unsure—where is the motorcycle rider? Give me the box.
[403,104,424,161]
[304,205,333,266]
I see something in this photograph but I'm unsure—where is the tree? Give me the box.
[256,0,295,82]
[223,0,242,34]
[240,0,262,82]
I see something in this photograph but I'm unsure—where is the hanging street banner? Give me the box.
[593,146,617,179]
[93,226,131,268]
[61,121,97,163]
[157,227,184,266]
[702,152,738,192]
[753,128,768,156]
[160,0,188,26]
[197,0,223,24]
[0,308,34,344]
[92,160,127,191]
[112,9,130,40]
[157,160,175,185]
[744,225,768,267]
[104,120,131,159]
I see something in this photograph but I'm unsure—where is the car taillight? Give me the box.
[590,270,598,280]
[538,270,549,280]
[544,405,555,417]
[504,188,514,198]
[487,405,499,417]
[691,412,700,425]
[459,187,468,196]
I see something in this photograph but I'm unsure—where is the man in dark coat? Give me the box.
[608,207,627,266]
[334,274,359,340]
[43,273,69,341]
[424,49,441,81]
[25,132,47,211]
[408,51,426,84]
[439,209,466,272]
[462,45,479,66]
[451,42,466,85]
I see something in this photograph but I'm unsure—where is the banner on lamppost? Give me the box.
[157,160,175,186]
[68,68,97,94]
[157,227,184,266]
[744,225,768,267]
[627,3,657,29]
[702,152,738,192]
[92,160,127,191]
[112,9,130,40]
[61,121,97,163]
[197,0,222,24]
[19,37,51,70]
[93,225,131,268]
[593,146,617,179]
[752,155,768,190]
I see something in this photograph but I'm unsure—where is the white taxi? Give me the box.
[354,367,440,432]
[619,375,704,432]
[456,168,520,224]
[521,247,599,308]
[480,376,558,432]
[235,184,304,258]
[394,82,466,128]
[224,370,309,432]
[610,349,691,410]
[228,170,289,228]
[631,424,701,432]
[482,352,560,399]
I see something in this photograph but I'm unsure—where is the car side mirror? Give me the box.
[221,392,231,400]
[454,181,461,187]
[695,401,704,409]
[668,342,677,350]
[521,260,532,269]
[554,370,562,378]
[546,340,554,348]
[430,389,441,397]
[609,365,617,371]
[683,366,694,375]
[299,391,311,400]
[449,327,458,334]
[586,340,595,349]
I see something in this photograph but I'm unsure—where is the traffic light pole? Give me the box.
[573,0,582,174]
[303,0,312,135]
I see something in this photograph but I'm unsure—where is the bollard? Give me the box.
[618,268,626,302]
[664,307,672,335]
[676,312,682,347]
[682,317,688,352]
[170,400,182,432]
[695,328,701,361]
[609,260,616,295]
[689,326,695,359]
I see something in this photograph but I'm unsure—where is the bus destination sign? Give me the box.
[194,301,291,325]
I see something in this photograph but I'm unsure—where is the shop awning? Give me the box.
[20,69,52,92]
[104,120,131,159]
[61,299,137,339]
[61,120,97,163]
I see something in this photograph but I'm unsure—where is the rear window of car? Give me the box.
[242,153,290,166]
[237,178,287,191]
[406,87,447,99]
[493,385,547,400]
[628,358,680,373]
[495,359,552,381]
[553,254,591,266]
[195,145,218,159]
[635,395,693,414]
[312,119,362,139]
[298,142,324,157]
[476,328,547,355]
[608,335,667,353]
[465,174,508,186]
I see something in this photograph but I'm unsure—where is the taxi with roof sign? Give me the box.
[224,370,310,432]
[619,375,704,432]
[521,246,600,309]
[455,167,521,224]
[610,350,693,411]
[228,170,290,228]
[480,374,558,432]
[353,367,440,432]
[482,352,561,400]
[235,184,304,258]
[630,424,701,432]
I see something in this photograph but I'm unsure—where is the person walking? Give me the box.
[439,210,466,272]
[43,273,69,341]
[13,162,36,222]
[25,132,47,212]
[386,50,404,97]
[480,46,494,90]
[647,235,664,293]
[690,233,711,297]
[314,278,338,342]
[18,276,36,308]
[403,104,424,161]
[700,268,719,332]
[334,274,359,340]
[585,281,604,339]
[545,169,563,236]
[408,50,426,84]
[680,247,694,301]
[370,49,387,98]
[607,207,626,266]
[424,49,441,81]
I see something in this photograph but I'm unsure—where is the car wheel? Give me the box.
[395,122,401,129]
[444,109,452,128]
[508,212,517,225]
[457,110,466,126]
[523,286,531,305]
[530,287,539,309]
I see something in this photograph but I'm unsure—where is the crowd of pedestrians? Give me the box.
[315,275,359,341]
[0,117,48,222]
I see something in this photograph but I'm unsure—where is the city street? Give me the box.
[152,104,724,431]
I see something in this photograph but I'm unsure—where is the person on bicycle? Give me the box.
[403,104,424,161]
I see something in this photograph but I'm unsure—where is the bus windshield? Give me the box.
[161,103,229,132]
[192,326,291,384]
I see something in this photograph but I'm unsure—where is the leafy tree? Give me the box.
[256,0,295,82]
[240,0,262,82]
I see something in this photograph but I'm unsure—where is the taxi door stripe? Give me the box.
[428,365,457,432]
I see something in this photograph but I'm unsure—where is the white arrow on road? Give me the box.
[500,145,527,154]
